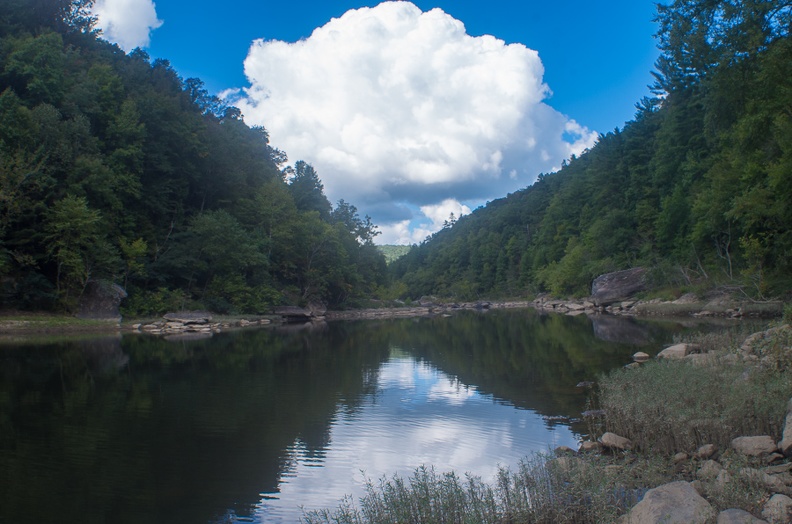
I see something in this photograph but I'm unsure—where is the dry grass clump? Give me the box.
[302,455,677,524]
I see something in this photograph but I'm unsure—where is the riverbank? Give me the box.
[305,319,792,523]
[0,288,784,336]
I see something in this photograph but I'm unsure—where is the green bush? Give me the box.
[120,287,193,317]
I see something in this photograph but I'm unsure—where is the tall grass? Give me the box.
[302,455,676,524]
[598,326,792,454]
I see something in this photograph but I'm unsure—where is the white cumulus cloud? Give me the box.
[230,1,597,242]
[92,0,163,51]
[378,199,470,244]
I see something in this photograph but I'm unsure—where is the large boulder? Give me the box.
[274,306,312,322]
[762,494,792,524]
[619,481,716,523]
[76,280,127,321]
[732,436,778,457]
[591,268,647,306]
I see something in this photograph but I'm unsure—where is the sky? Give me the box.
[90,0,662,244]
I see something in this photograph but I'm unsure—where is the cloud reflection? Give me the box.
[254,355,578,521]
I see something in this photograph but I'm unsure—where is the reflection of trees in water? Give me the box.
[0,324,390,524]
[0,313,697,523]
[369,310,692,424]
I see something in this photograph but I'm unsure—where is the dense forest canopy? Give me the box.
[0,0,386,313]
[1,0,790,314]
[390,0,792,301]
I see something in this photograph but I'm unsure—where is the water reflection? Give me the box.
[0,309,720,523]
[256,353,577,521]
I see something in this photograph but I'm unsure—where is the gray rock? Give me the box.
[418,295,438,306]
[658,343,694,359]
[163,311,212,323]
[717,508,768,523]
[673,292,700,304]
[762,494,792,524]
[695,444,718,460]
[698,460,724,480]
[619,481,716,523]
[552,456,583,475]
[765,463,792,475]
[633,351,650,362]
[76,280,127,321]
[591,267,648,306]
[716,470,733,489]
[601,432,633,451]
[308,300,327,317]
[274,306,312,321]
[740,468,792,496]
[732,436,779,457]
[579,441,603,453]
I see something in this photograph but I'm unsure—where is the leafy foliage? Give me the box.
[0,1,386,313]
[391,0,792,300]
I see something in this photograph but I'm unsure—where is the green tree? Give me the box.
[287,161,332,218]
[44,194,116,306]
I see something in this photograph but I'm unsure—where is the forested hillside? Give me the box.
[391,0,792,301]
[0,0,386,314]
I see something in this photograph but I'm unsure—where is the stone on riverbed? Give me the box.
[618,481,716,523]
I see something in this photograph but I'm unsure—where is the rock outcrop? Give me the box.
[591,267,647,306]
[137,311,272,336]
[76,280,127,321]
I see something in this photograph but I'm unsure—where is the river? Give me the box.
[0,308,722,523]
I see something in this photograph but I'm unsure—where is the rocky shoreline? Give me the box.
[0,293,782,338]
[323,293,783,323]
[532,292,784,319]
[560,323,792,523]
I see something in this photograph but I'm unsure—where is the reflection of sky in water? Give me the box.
[251,352,579,522]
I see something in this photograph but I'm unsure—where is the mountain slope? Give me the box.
[391,1,792,300]
[0,0,386,313]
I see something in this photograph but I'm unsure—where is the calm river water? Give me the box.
[0,309,720,523]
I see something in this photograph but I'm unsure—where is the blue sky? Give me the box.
[91,0,662,244]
